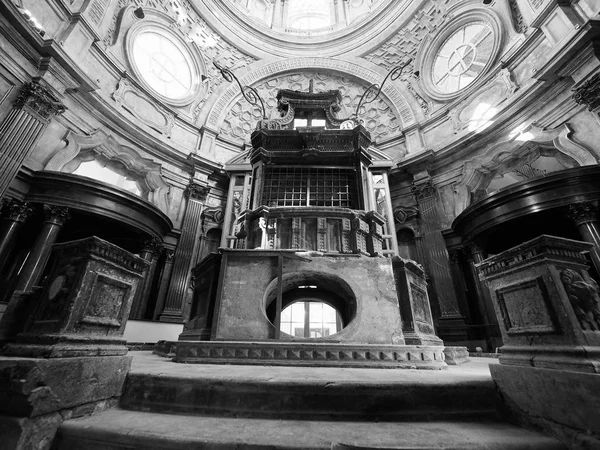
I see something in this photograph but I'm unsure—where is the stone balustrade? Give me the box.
[234,206,385,256]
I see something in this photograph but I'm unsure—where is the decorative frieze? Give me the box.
[174,341,446,369]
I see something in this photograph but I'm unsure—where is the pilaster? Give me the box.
[0,82,66,200]
[160,183,209,323]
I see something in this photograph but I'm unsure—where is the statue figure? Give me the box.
[560,269,600,331]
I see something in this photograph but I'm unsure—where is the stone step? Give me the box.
[54,408,566,450]
[119,353,498,421]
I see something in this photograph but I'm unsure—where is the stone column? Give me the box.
[464,238,501,345]
[412,179,467,341]
[0,81,66,200]
[160,183,209,323]
[567,201,600,277]
[13,205,70,292]
[129,237,163,320]
[0,199,33,272]
[152,248,174,320]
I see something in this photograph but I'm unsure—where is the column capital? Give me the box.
[43,204,70,226]
[185,182,210,201]
[141,237,164,257]
[1,199,34,223]
[566,201,598,226]
[163,248,175,261]
[572,73,600,113]
[15,81,66,120]
[411,178,436,202]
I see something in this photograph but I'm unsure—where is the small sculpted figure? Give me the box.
[560,269,600,331]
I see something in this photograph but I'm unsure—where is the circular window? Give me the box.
[127,24,205,106]
[418,11,502,101]
[432,23,494,94]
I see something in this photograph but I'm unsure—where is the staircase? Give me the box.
[53,352,565,449]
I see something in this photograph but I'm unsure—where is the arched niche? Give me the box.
[44,130,171,214]
[454,123,598,216]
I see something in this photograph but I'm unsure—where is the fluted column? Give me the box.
[567,201,600,276]
[130,237,163,319]
[412,179,467,340]
[0,199,33,273]
[160,183,209,323]
[0,82,66,200]
[13,205,70,292]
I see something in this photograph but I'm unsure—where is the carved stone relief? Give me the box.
[113,78,175,137]
[220,72,401,143]
[560,269,600,331]
[362,0,452,73]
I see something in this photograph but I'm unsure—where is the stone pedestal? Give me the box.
[0,236,147,450]
[477,235,600,372]
[392,256,442,346]
[2,236,149,358]
[478,235,600,448]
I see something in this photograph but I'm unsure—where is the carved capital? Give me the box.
[1,199,34,223]
[141,237,164,257]
[448,248,464,264]
[411,179,436,202]
[185,182,210,201]
[43,205,70,226]
[15,81,66,119]
[572,73,600,112]
[462,236,484,262]
[163,248,175,261]
[567,201,598,226]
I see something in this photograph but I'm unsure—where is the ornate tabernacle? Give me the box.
[173,85,446,369]
[477,235,600,372]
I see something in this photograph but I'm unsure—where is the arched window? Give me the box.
[72,159,143,197]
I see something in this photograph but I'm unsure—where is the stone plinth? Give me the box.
[478,235,600,446]
[392,256,443,346]
[0,236,146,450]
[175,249,446,368]
[477,235,600,373]
[2,236,148,357]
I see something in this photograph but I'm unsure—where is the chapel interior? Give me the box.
[0,0,599,449]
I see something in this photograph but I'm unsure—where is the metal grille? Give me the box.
[262,167,356,208]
